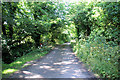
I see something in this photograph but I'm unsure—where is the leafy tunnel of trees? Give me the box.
[1,1,120,79]
[2,2,69,64]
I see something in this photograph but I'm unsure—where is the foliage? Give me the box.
[2,1,120,79]
[72,38,119,78]
[2,2,68,64]
[69,2,120,79]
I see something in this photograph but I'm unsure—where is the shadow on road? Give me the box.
[9,43,96,78]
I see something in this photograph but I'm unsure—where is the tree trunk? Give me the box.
[76,27,80,40]
[86,26,91,36]
[32,33,41,48]
[2,24,6,35]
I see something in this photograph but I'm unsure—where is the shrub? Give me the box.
[73,37,119,78]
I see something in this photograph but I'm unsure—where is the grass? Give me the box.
[2,45,53,78]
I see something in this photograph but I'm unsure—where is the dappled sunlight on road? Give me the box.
[10,43,95,78]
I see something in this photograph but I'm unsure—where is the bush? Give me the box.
[2,41,34,64]
[73,37,119,78]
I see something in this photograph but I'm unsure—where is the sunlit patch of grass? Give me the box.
[2,69,18,74]
[2,46,52,78]
[15,61,22,64]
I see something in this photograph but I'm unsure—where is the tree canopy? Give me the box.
[2,1,120,79]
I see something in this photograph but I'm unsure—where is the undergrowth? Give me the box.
[71,37,119,79]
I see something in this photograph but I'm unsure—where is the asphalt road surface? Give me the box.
[10,43,96,78]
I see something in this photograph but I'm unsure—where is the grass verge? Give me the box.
[2,45,53,78]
